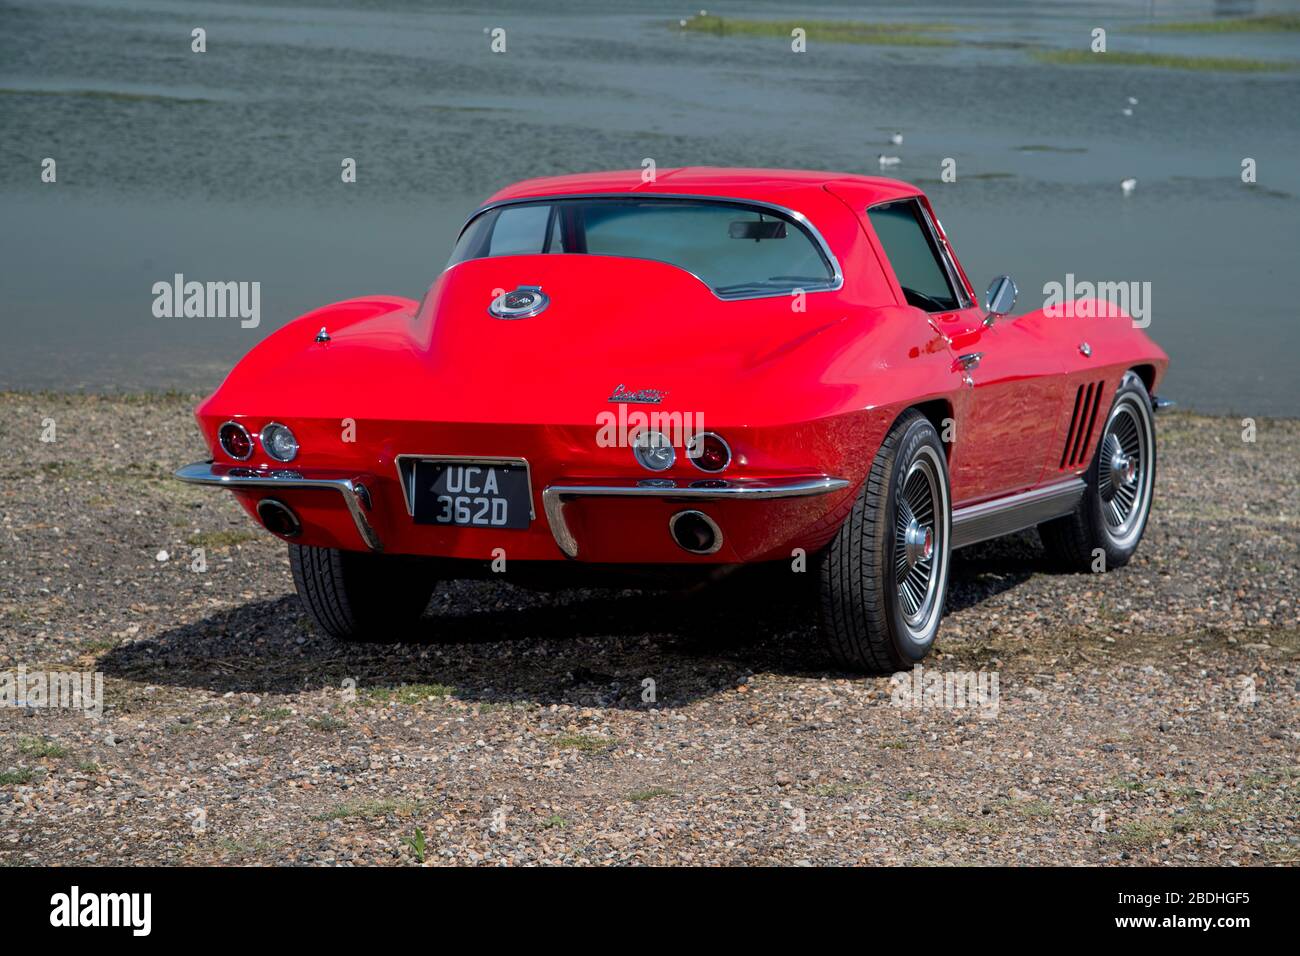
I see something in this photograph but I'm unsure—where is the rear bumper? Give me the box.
[175,462,850,561]
[174,462,383,551]
[542,477,848,558]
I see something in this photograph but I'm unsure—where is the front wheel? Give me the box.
[288,544,437,641]
[1038,371,1156,571]
[818,410,952,672]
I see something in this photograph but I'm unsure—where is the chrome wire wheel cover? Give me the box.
[893,446,949,642]
[1097,395,1154,550]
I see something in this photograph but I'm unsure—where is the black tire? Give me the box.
[288,544,437,641]
[1038,371,1156,572]
[818,410,952,672]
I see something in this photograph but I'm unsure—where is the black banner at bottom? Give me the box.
[0,865,1282,941]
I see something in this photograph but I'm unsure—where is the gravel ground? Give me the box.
[1,392,1296,866]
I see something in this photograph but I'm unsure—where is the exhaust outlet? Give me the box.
[256,498,301,538]
[669,510,722,555]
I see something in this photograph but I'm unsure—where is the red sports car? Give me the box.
[177,168,1168,671]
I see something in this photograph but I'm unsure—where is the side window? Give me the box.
[487,204,551,256]
[867,201,960,312]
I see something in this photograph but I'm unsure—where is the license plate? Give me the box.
[411,461,531,529]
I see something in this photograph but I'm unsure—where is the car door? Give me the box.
[862,197,1064,505]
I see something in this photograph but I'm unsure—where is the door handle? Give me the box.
[953,352,983,372]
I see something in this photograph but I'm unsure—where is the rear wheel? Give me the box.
[1038,371,1156,571]
[289,544,437,641]
[818,411,951,672]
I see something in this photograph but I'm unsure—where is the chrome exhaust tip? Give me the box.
[256,498,301,538]
[669,510,722,555]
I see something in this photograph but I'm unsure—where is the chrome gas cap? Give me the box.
[489,285,549,319]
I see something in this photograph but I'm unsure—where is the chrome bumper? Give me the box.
[174,462,383,552]
[176,462,850,561]
[541,476,851,558]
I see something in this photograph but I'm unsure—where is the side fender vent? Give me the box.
[1060,381,1105,469]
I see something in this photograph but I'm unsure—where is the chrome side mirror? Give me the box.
[982,275,1018,327]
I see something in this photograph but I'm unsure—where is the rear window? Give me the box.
[448,197,837,299]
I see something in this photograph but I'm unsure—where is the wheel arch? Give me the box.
[1128,363,1157,395]
[903,398,956,460]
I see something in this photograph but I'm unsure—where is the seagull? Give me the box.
[878,154,901,167]
[1121,178,1137,195]
[890,131,904,145]
[1127,96,1138,105]
[679,18,688,27]
[1122,107,1133,116]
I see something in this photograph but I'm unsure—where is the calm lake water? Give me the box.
[2,0,1298,414]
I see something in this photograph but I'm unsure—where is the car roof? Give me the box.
[482,167,921,210]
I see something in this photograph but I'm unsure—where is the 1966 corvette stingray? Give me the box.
[176,168,1168,671]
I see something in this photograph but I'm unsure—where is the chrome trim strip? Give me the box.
[1153,396,1175,413]
[541,475,851,558]
[446,193,844,302]
[917,201,973,309]
[393,455,535,520]
[867,198,972,310]
[951,478,1086,550]
[174,462,383,552]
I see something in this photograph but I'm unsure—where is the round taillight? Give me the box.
[632,430,676,472]
[218,422,253,460]
[687,432,731,473]
[260,422,299,462]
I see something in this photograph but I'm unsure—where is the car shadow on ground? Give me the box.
[100,533,1048,709]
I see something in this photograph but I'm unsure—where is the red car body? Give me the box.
[182,168,1166,562]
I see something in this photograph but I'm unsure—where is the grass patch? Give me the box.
[1016,144,1088,153]
[814,782,872,797]
[922,815,984,833]
[1107,818,1177,847]
[362,683,454,705]
[187,529,261,549]
[678,15,959,47]
[1033,49,1298,72]
[315,798,421,821]
[554,734,617,753]
[626,787,673,803]
[0,769,35,785]
[81,636,122,654]
[215,836,282,859]
[18,737,67,759]
[260,706,293,721]
[540,814,568,829]
[1145,14,1300,33]
[1104,792,1265,849]
[76,760,100,773]
[0,87,212,104]
[307,715,347,732]
[403,827,427,863]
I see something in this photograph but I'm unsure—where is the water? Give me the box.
[2,0,1298,413]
